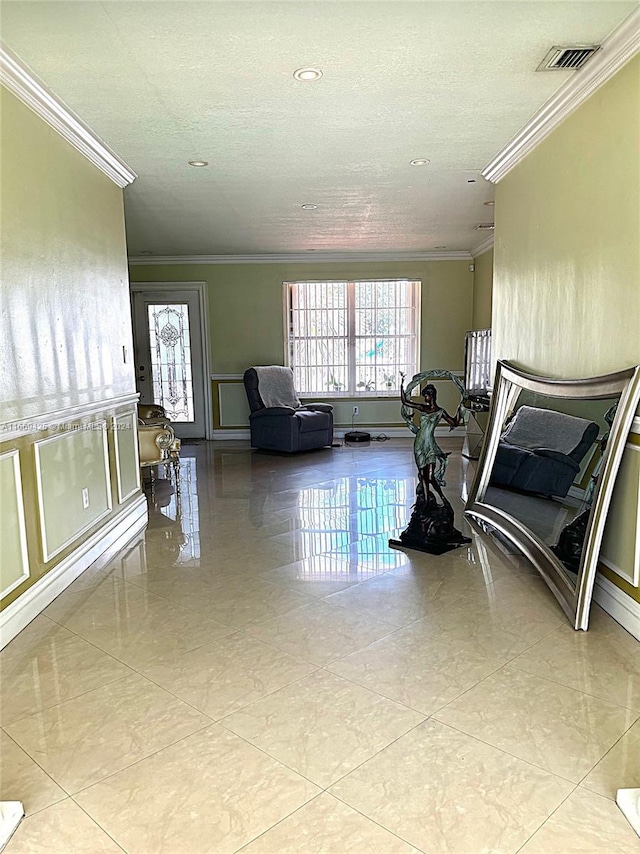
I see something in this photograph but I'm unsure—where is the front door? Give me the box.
[131,287,207,439]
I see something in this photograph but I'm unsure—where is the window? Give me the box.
[464,328,492,395]
[285,279,420,396]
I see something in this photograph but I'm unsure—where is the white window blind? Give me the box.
[464,328,492,395]
[285,279,420,396]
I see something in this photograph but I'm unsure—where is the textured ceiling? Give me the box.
[1,1,635,256]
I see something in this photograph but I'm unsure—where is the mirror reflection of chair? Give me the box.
[490,405,599,498]
[144,476,187,564]
[243,366,334,453]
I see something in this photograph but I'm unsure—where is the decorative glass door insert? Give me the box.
[147,303,194,422]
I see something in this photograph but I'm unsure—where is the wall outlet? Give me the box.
[82,487,90,509]
[352,405,359,416]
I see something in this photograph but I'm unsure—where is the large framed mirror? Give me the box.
[465,360,640,630]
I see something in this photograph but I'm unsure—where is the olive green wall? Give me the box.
[492,56,640,603]
[130,259,473,427]
[493,56,639,379]
[1,89,135,423]
[131,260,473,372]
[0,88,141,613]
[472,248,493,331]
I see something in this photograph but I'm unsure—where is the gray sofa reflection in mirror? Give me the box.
[243,366,334,453]
[489,405,599,498]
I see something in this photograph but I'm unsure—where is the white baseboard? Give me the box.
[0,495,148,650]
[0,801,24,852]
[212,429,251,440]
[593,574,640,641]
[212,426,465,441]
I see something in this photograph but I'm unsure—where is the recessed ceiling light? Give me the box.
[293,67,323,81]
[467,179,477,183]
[474,223,495,231]
[188,160,209,167]
[484,200,495,206]
[140,250,154,255]
[434,245,446,250]
[305,248,317,252]
[301,204,318,210]
[410,158,430,166]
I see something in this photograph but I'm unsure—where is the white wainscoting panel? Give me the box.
[113,412,141,503]
[34,422,112,563]
[600,443,640,587]
[0,451,30,600]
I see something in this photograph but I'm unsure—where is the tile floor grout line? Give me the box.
[40,601,243,669]
[230,792,326,854]
[70,718,216,800]
[398,623,563,721]
[1,672,134,730]
[320,715,432,792]
[68,796,129,854]
[210,663,427,794]
[513,782,579,853]
[322,795,430,854]
[215,718,329,792]
[143,651,321,725]
[0,727,70,813]
[114,572,321,629]
[0,653,136,730]
[234,788,428,854]
[426,717,580,787]
[574,717,640,794]
[6,694,215,800]
[508,660,640,715]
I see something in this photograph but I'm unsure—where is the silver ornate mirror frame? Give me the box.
[465,360,640,630]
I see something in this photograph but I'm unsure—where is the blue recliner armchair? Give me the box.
[243,366,334,453]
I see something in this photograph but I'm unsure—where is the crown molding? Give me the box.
[483,7,640,183]
[0,42,136,188]
[129,250,473,266]
[471,235,494,257]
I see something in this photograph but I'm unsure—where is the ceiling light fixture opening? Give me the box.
[188,160,209,167]
[474,223,495,231]
[410,159,430,166]
[301,204,318,210]
[484,200,495,206]
[434,245,446,250]
[467,179,477,183]
[293,67,323,81]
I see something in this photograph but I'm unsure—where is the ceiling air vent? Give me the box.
[536,45,600,71]
[474,223,495,231]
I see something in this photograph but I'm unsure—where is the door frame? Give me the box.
[130,281,213,440]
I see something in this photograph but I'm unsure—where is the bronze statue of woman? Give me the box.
[399,372,463,502]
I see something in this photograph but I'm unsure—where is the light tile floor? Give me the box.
[2,439,639,853]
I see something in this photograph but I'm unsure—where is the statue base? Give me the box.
[389,485,471,556]
[389,537,469,556]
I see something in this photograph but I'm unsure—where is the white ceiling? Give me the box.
[1,1,636,257]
